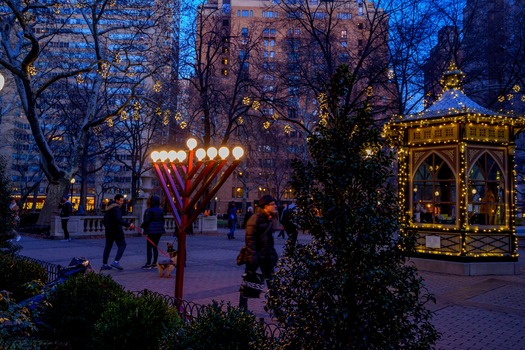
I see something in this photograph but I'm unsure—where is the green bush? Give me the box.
[266,66,439,349]
[0,254,47,302]
[92,290,183,350]
[42,271,127,349]
[174,301,268,350]
[0,157,15,238]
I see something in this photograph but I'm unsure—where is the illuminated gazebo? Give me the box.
[386,65,523,275]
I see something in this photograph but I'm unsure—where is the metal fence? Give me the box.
[19,255,284,339]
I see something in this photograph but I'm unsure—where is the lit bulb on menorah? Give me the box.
[150,138,244,306]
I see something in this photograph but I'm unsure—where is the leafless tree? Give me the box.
[0,0,175,225]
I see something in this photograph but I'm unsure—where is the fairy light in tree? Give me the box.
[114,52,121,64]
[27,64,37,76]
[237,116,244,124]
[76,74,84,84]
[120,110,128,120]
[154,80,162,93]
[243,96,251,105]
[252,100,260,110]
[180,121,187,129]
[263,121,270,129]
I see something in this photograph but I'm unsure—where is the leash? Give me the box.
[134,227,172,259]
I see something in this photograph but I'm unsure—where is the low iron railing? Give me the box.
[18,255,283,339]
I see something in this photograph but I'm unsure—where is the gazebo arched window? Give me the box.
[413,153,456,225]
[467,153,505,226]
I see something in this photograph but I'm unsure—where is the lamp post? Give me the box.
[151,138,244,306]
[70,178,76,201]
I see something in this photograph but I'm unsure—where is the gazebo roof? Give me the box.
[403,64,503,121]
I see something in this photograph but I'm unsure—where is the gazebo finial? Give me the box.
[441,62,464,91]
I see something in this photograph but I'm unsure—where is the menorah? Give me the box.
[150,138,244,305]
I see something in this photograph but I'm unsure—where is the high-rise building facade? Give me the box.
[195,0,393,213]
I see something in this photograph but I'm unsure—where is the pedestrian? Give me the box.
[58,195,73,242]
[101,194,135,270]
[227,201,238,239]
[9,198,20,231]
[277,203,287,239]
[281,200,299,252]
[243,206,254,228]
[239,195,279,311]
[140,195,166,269]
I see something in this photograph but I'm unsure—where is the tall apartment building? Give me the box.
[196,0,393,213]
[0,1,179,212]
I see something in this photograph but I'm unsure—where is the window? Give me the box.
[341,41,347,47]
[412,153,457,225]
[222,69,228,76]
[357,22,364,30]
[232,187,244,198]
[241,28,249,37]
[222,58,228,65]
[341,30,347,39]
[467,153,505,226]
[223,19,229,26]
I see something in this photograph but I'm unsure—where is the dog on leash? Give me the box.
[157,243,177,278]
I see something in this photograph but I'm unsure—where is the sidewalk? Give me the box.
[15,229,525,350]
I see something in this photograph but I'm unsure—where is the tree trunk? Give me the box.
[36,178,69,227]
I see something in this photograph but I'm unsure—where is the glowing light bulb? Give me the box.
[168,150,177,162]
[232,146,244,160]
[196,148,206,161]
[177,151,187,162]
[218,147,229,159]
[207,147,218,159]
[151,151,160,162]
[159,151,168,162]
[187,138,197,150]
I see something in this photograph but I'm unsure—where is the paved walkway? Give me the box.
[14,229,525,350]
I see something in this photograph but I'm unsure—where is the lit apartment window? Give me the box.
[270,51,275,58]
[222,57,228,65]
[341,30,347,39]
[241,28,249,37]
[222,69,228,76]
[341,41,347,47]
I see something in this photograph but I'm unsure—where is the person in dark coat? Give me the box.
[101,194,135,270]
[239,195,279,311]
[58,196,73,242]
[141,195,166,269]
[243,206,254,228]
[227,201,238,240]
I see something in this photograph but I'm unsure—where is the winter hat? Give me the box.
[258,195,276,208]
[64,195,69,200]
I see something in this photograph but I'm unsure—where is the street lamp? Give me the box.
[151,138,244,306]
[70,178,76,201]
